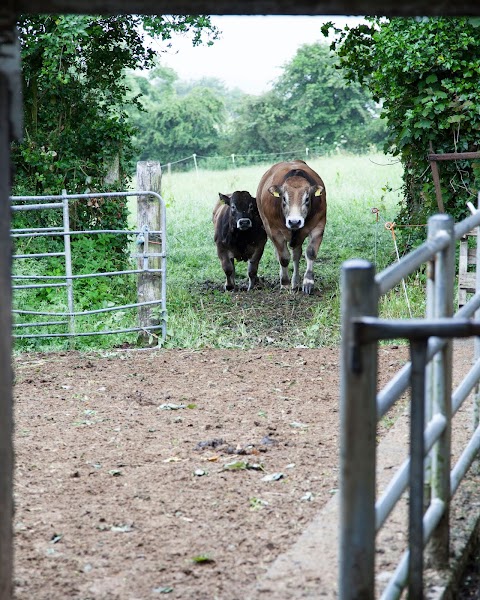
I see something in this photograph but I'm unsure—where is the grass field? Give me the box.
[156,153,422,349]
[13,153,431,352]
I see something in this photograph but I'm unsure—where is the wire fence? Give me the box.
[160,147,317,175]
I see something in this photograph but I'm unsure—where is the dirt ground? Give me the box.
[12,344,411,600]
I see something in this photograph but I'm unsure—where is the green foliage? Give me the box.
[129,70,226,164]
[12,15,217,212]
[324,17,480,248]
[126,41,385,167]
[227,43,386,156]
[13,13,217,279]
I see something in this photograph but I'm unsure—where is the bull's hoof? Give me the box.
[302,281,314,295]
[224,283,235,291]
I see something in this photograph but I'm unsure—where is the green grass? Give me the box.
[14,152,434,352]
[158,153,413,349]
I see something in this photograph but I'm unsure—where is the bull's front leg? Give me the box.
[219,252,235,291]
[247,244,265,291]
[303,228,325,295]
[272,236,291,289]
[291,245,303,290]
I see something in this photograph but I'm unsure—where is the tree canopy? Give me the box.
[126,66,226,165]
[13,14,218,197]
[128,41,386,165]
[323,17,480,245]
[13,14,217,268]
[227,42,385,157]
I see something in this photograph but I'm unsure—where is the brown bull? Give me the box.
[256,160,327,294]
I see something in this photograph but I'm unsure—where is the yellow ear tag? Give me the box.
[273,191,280,197]
[314,187,323,197]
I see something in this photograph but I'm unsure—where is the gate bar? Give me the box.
[450,424,480,495]
[375,413,447,531]
[12,267,163,280]
[354,317,480,343]
[452,358,480,414]
[13,252,65,259]
[381,498,445,600]
[61,191,75,339]
[408,340,428,597]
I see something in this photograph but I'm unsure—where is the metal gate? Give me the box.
[340,209,480,598]
[11,190,166,345]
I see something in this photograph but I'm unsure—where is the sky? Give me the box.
[154,16,364,95]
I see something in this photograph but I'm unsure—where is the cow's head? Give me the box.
[219,191,257,231]
[268,181,323,230]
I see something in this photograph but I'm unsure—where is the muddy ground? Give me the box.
[13,344,412,600]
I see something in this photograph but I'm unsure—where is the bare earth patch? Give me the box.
[12,345,409,600]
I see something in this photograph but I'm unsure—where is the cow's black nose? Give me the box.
[287,219,302,230]
[237,218,252,230]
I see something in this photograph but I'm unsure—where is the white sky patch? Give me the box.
[151,15,365,95]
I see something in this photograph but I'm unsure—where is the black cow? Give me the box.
[213,190,267,291]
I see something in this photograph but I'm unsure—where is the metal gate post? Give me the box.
[428,214,454,567]
[425,228,436,509]
[340,259,378,599]
[62,190,75,340]
[475,194,480,432]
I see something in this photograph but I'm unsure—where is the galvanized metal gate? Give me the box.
[11,190,167,345]
[340,208,480,599]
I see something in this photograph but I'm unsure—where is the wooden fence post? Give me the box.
[0,21,21,599]
[136,160,162,346]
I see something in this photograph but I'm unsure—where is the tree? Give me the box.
[14,15,217,195]
[323,17,480,246]
[226,42,385,159]
[271,42,385,154]
[224,91,290,157]
[126,68,227,164]
[12,15,217,277]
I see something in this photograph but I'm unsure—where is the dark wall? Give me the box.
[12,0,480,16]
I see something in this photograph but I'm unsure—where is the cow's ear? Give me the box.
[219,193,232,205]
[313,185,324,197]
[268,185,281,198]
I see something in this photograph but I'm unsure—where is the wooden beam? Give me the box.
[0,71,13,600]
[12,0,480,15]
[427,149,480,213]
[428,152,480,162]
[429,143,445,213]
